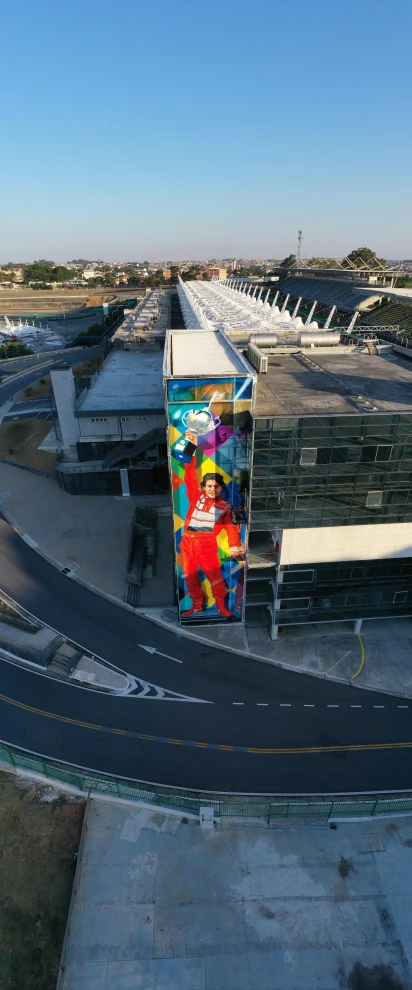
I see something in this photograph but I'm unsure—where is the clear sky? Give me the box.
[1,0,411,262]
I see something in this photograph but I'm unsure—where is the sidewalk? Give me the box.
[143,606,412,699]
[59,798,412,990]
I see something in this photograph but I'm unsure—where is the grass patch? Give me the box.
[0,772,84,990]
[20,378,51,401]
[0,419,56,472]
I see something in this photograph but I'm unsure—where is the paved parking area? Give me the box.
[60,799,412,989]
[0,463,173,605]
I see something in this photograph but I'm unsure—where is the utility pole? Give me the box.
[297,230,303,265]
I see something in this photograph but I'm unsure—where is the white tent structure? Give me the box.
[177,278,319,338]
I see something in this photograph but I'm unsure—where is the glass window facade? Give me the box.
[251,413,412,530]
[275,557,412,623]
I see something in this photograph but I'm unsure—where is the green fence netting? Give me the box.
[1,740,412,820]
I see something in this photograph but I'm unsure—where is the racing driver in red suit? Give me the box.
[180,431,244,618]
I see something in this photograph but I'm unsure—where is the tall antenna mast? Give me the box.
[297,230,303,264]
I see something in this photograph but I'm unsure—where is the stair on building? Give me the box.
[48,642,83,678]
[103,428,163,469]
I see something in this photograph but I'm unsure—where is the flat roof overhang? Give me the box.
[75,406,165,418]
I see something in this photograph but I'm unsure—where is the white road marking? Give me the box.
[351,705,362,708]
[233,702,244,705]
[138,644,182,664]
[304,704,315,707]
[280,703,291,707]
[257,703,268,706]
[398,705,409,708]
[373,706,385,709]
[327,705,339,708]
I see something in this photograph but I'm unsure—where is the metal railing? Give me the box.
[2,739,412,820]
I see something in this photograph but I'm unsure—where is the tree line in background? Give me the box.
[0,250,411,289]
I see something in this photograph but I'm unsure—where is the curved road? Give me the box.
[1,517,412,794]
[0,344,104,405]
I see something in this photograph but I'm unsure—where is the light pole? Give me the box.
[60,306,68,341]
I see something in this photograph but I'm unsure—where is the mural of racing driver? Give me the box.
[180,430,244,618]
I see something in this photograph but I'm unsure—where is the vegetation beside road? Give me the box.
[0,771,84,990]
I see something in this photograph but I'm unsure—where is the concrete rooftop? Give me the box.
[76,348,164,415]
[170,330,250,378]
[254,348,412,418]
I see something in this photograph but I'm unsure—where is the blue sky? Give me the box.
[1,0,411,261]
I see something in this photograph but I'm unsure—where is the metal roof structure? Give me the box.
[276,254,405,281]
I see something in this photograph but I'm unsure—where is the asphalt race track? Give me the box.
[0,516,412,795]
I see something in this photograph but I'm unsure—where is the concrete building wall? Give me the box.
[280,522,412,566]
[77,413,166,441]
[50,366,79,454]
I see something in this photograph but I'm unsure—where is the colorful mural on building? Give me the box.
[167,376,254,624]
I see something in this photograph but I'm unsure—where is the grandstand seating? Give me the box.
[360,302,412,333]
[276,277,380,313]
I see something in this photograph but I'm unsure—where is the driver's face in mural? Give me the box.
[203,477,223,499]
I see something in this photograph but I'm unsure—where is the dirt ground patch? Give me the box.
[0,419,56,471]
[72,355,103,378]
[0,771,84,990]
[20,377,51,401]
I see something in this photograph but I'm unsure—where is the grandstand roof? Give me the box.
[277,255,404,279]
[354,286,412,307]
[276,276,381,313]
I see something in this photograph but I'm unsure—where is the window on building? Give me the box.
[137,416,147,422]
[366,491,383,508]
[362,445,392,463]
[346,445,362,463]
[295,495,311,511]
[393,591,408,604]
[300,447,317,466]
[279,598,310,611]
[121,417,130,422]
[283,570,314,584]
[91,417,108,423]
[375,445,392,462]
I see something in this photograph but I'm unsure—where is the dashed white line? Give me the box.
[373,706,385,709]
[233,702,244,705]
[398,706,409,709]
[256,703,268,706]
[327,705,339,708]
[350,705,362,708]
[280,704,291,707]
[304,704,315,707]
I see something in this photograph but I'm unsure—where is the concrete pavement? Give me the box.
[59,798,412,990]
[0,463,136,600]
